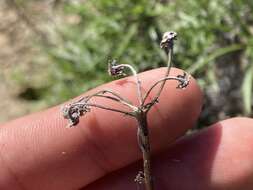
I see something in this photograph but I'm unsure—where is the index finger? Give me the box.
[0,67,202,190]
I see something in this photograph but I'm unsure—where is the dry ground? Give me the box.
[0,1,52,123]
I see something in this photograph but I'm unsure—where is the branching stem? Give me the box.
[114,64,143,105]
[143,75,189,111]
[73,102,135,116]
[61,31,188,190]
[78,89,137,111]
[142,48,173,106]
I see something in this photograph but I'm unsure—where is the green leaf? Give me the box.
[187,44,245,74]
[242,64,253,115]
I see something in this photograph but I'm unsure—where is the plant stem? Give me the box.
[143,75,189,112]
[117,64,143,105]
[73,102,135,116]
[136,111,154,190]
[81,89,137,110]
[142,47,173,106]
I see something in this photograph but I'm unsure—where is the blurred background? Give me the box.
[0,0,252,127]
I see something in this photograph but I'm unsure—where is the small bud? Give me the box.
[176,72,190,89]
[108,59,125,77]
[61,104,71,119]
[61,102,90,127]
[160,31,177,49]
[134,171,144,184]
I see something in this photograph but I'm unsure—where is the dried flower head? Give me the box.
[160,31,177,49]
[61,101,90,127]
[176,72,191,89]
[108,59,125,77]
[134,171,145,184]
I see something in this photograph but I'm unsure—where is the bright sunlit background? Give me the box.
[0,0,252,127]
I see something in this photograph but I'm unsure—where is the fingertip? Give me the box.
[0,67,203,190]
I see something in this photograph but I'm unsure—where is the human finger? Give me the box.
[0,67,202,190]
[84,117,253,190]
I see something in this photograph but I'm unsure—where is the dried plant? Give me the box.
[61,31,190,190]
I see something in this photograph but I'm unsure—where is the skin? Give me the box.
[0,68,252,190]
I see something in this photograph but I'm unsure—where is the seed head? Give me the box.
[160,31,177,49]
[108,59,125,77]
[176,72,190,89]
[61,102,90,127]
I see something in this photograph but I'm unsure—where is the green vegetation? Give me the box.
[10,0,253,124]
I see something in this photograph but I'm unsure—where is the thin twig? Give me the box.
[77,89,137,111]
[91,94,136,110]
[142,49,173,106]
[142,31,177,106]
[113,64,143,105]
[143,75,190,111]
[73,102,135,117]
